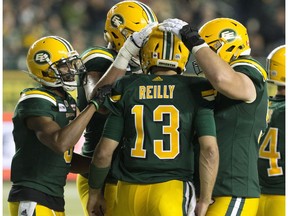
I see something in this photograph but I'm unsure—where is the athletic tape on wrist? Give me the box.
[192,43,209,55]
[113,37,140,70]
[112,47,131,70]
[88,163,110,189]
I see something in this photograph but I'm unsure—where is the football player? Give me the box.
[7,36,111,216]
[87,26,219,216]
[257,45,285,216]
[160,18,268,215]
[76,1,158,216]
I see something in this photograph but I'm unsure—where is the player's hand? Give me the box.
[89,84,112,110]
[131,21,158,47]
[87,188,106,216]
[113,22,158,70]
[179,24,205,51]
[159,18,205,52]
[194,199,213,216]
[158,18,188,38]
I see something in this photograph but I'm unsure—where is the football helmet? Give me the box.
[199,18,251,63]
[266,45,285,86]
[104,0,158,53]
[140,26,190,74]
[26,36,86,91]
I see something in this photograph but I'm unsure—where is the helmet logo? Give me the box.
[220,29,236,42]
[34,51,50,64]
[111,14,124,28]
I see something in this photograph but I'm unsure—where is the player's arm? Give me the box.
[87,137,119,216]
[197,135,219,216]
[26,105,96,153]
[194,47,256,102]
[93,22,158,93]
[85,71,103,102]
[25,86,111,153]
[159,19,256,102]
[70,153,92,174]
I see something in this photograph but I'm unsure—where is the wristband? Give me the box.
[89,100,99,111]
[88,163,110,189]
[192,43,209,55]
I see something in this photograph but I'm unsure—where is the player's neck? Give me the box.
[154,70,177,76]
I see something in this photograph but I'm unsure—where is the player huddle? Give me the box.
[7,1,285,216]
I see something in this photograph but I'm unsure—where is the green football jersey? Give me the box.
[77,46,117,157]
[212,57,268,197]
[11,87,77,198]
[102,74,216,184]
[258,95,285,195]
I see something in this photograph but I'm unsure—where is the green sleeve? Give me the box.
[102,113,124,142]
[195,107,216,137]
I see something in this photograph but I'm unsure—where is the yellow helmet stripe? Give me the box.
[230,59,267,81]
[51,36,74,52]
[136,1,157,22]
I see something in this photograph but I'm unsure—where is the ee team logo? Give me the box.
[219,29,237,42]
[111,14,124,28]
[34,51,51,64]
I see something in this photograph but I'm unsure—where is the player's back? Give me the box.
[107,73,215,184]
[258,95,285,195]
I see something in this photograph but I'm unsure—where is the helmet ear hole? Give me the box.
[42,71,49,77]
[226,46,235,52]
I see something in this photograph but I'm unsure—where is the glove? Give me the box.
[158,18,188,38]
[113,21,158,70]
[179,25,206,52]
[131,21,158,47]
[89,84,112,110]
[159,18,207,54]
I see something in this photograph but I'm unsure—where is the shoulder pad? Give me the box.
[19,89,57,106]
[230,58,267,81]
[81,46,116,63]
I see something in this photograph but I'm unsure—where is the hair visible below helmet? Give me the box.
[26,36,86,91]
[104,0,158,52]
[266,45,285,86]
[199,18,251,63]
[140,26,190,74]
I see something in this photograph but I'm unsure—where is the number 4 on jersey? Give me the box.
[259,127,283,176]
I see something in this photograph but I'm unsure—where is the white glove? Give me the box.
[158,18,188,38]
[131,21,158,47]
[113,21,158,70]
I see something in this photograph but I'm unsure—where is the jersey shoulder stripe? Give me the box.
[230,58,267,81]
[110,94,121,102]
[201,89,215,101]
[18,90,57,106]
[81,47,115,64]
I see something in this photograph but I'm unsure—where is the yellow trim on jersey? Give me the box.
[201,89,216,101]
[230,59,267,81]
[19,90,57,106]
[201,89,215,97]
[110,94,121,102]
[82,49,114,61]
